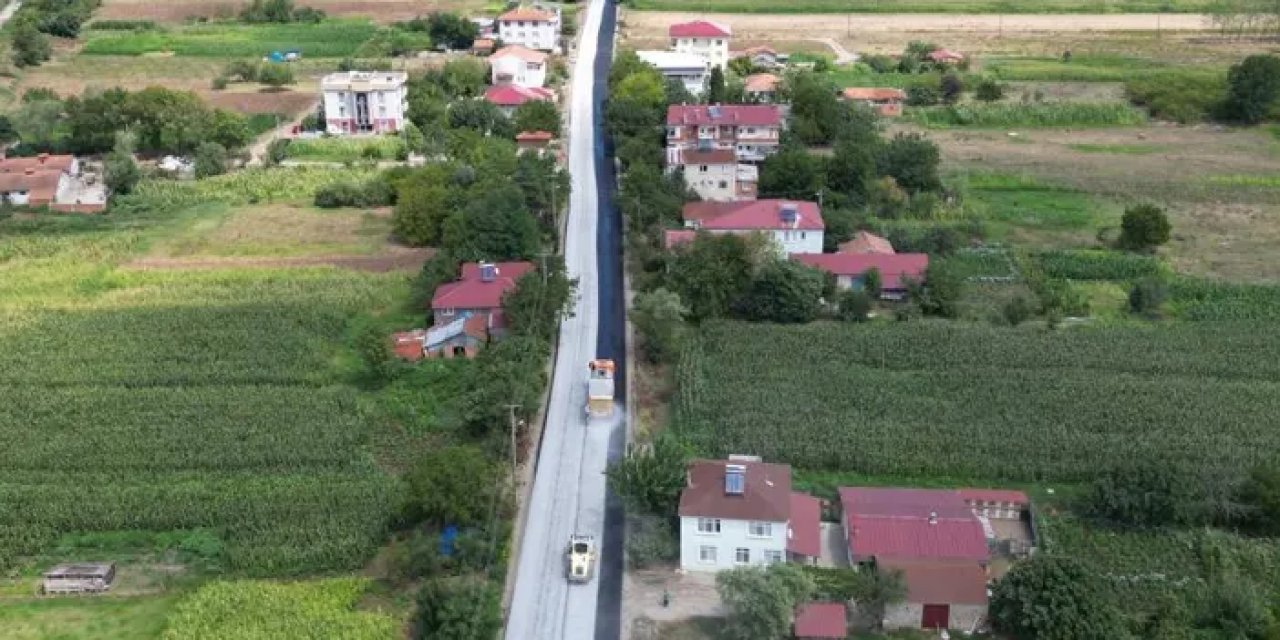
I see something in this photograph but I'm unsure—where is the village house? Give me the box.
[669,20,732,71]
[322,71,409,134]
[791,252,927,300]
[837,230,895,255]
[392,313,490,361]
[667,146,755,202]
[636,50,710,96]
[496,5,560,52]
[743,73,780,103]
[678,457,822,572]
[471,38,495,56]
[929,48,966,65]
[484,84,555,117]
[733,45,786,70]
[430,261,536,335]
[666,104,783,164]
[490,45,549,87]
[841,87,907,117]
[670,200,823,255]
[794,603,848,640]
[515,130,556,156]
[0,153,106,212]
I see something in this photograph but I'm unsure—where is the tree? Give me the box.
[1083,463,1203,527]
[706,66,727,104]
[876,132,942,193]
[11,98,65,149]
[631,288,689,363]
[427,12,479,50]
[257,63,296,89]
[193,142,228,178]
[837,289,872,322]
[1128,277,1168,318]
[825,137,876,206]
[906,83,941,106]
[862,267,882,298]
[734,259,826,323]
[502,258,575,341]
[1222,54,1280,124]
[975,77,1005,102]
[441,182,540,261]
[265,138,291,166]
[103,149,139,195]
[1118,203,1171,251]
[447,99,511,136]
[240,0,298,23]
[65,88,131,154]
[911,260,963,318]
[940,73,965,104]
[1192,574,1276,640]
[990,555,1127,640]
[415,578,502,640]
[615,70,667,112]
[11,21,52,68]
[666,233,762,321]
[606,435,688,516]
[394,163,457,246]
[354,323,397,384]
[210,109,251,150]
[512,99,561,135]
[0,116,15,145]
[758,147,823,200]
[405,445,505,526]
[440,58,489,98]
[783,71,843,145]
[1238,466,1280,535]
[717,564,816,640]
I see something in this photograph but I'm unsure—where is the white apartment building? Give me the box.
[496,5,560,52]
[669,20,732,71]
[636,50,710,96]
[678,458,821,572]
[490,45,549,88]
[666,104,783,164]
[321,71,408,135]
[667,146,755,202]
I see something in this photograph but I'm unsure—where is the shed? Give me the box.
[42,562,116,595]
[794,602,847,639]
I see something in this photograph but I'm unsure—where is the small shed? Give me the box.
[794,602,847,639]
[42,562,116,595]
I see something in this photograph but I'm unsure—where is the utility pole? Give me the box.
[505,404,522,475]
[536,251,553,284]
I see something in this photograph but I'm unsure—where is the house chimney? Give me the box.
[928,511,938,525]
[479,262,498,282]
[724,463,745,496]
[779,202,798,227]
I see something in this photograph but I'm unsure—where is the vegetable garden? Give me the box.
[675,321,1280,482]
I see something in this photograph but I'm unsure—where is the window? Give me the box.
[697,518,721,534]
[699,545,717,563]
[735,548,750,564]
[699,165,708,173]
[748,522,772,537]
[800,232,806,240]
[715,39,723,45]
[718,180,728,189]
[764,550,783,564]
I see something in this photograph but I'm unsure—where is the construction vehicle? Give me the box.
[586,359,615,419]
[566,534,596,583]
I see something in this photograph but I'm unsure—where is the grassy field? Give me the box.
[675,320,1280,482]
[82,20,379,57]
[628,0,1214,13]
[286,136,407,163]
[161,579,400,639]
[98,0,494,24]
[0,595,178,640]
[144,202,395,259]
[905,102,1147,128]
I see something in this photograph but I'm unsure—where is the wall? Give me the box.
[323,87,406,134]
[685,162,736,202]
[674,36,729,70]
[492,57,547,88]
[499,18,559,51]
[679,515,787,572]
[883,602,987,632]
[771,229,823,255]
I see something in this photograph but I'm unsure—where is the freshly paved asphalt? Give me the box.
[504,0,626,637]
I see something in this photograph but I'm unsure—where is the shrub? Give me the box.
[314,179,394,208]
[1118,203,1171,251]
[257,63,296,88]
[1222,54,1280,125]
[940,73,964,104]
[87,19,158,31]
[975,78,1005,102]
[414,578,502,640]
[906,83,940,107]
[11,22,52,68]
[626,515,679,570]
[211,76,228,90]
[1082,463,1204,527]
[265,138,290,166]
[193,142,228,178]
[1126,71,1227,124]
[990,556,1127,640]
[837,289,872,322]
[907,103,1146,128]
[1129,277,1168,317]
[1002,295,1035,326]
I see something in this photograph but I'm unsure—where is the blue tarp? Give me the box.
[439,525,459,557]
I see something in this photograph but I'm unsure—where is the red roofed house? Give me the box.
[733,45,785,71]
[497,5,560,51]
[794,603,848,640]
[682,200,823,255]
[839,487,1030,631]
[791,252,927,300]
[0,154,106,212]
[484,84,555,117]
[744,73,780,102]
[841,87,907,117]
[679,457,823,572]
[669,20,732,70]
[430,261,535,336]
[669,146,755,202]
[667,104,783,164]
[516,130,555,156]
[391,313,490,360]
[837,230,895,255]
[490,44,548,87]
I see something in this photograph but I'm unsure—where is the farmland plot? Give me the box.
[675,321,1280,482]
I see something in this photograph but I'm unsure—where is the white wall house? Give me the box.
[322,71,408,135]
[678,458,822,572]
[669,20,732,71]
[497,5,560,52]
[680,200,824,256]
[636,50,709,96]
[490,45,548,88]
[666,104,784,164]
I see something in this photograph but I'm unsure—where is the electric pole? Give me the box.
[505,404,522,475]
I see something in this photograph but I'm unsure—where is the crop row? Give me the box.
[120,166,377,211]
[163,578,399,639]
[906,103,1147,128]
[675,321,1280,482]
[82,21,379,58]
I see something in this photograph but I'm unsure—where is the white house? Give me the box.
[679,199,824,256]
[490,45,548,87]
[666,104,784,164]
[669,20,732,71]
[636,50,709,96]
[497,5,560,52]
[322,71,408,135]
[667,146,755,202]
[679,457,822,572]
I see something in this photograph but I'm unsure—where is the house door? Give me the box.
[921,604,950,629]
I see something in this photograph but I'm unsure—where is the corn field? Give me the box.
[163,578,399,639]
[120,167,378,211]
[906,103,1147,128]
[674,320,1280,482]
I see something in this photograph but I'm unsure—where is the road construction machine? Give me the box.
[586,359,615,419]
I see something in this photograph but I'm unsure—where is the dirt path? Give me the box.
[126,248,433,272]
[625,11,1209,39]
[246,99,320,167]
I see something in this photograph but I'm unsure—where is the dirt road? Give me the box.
[625,11,1210,39]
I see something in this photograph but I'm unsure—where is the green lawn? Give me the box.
[82,20,378,57]
[957,172,1119,243]
[0,595,177,640]
[629,0,1213,13]
[285,136,407,163]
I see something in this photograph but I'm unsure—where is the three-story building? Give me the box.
[666,104,783,165]
[496,5,560,52]
[669,20,732,71]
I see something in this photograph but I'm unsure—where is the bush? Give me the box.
[1082,463,1203,527]
[975,78,1005,102]
[906,83,941,107]
[991,555,1127,640]
[1222,54,1280,125]
[314,178,394,208]
[415,578,502,640]
[11,22,52,68]
[626,515,678,570]
[1118,203,1171,251]
[1126,71,1227,124]
[837,289,872,322]
[941,73,964,104]
[193,142,228,178]
[87,19,158,31]
[211,76,229,90]
[1129,277,1168,317]
[265,138,290,166]
[863,54,895,74]
[257,63,296,88]
[1002,295,1035,326]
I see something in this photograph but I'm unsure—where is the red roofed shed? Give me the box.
[787,492,822,559]
[794,603,847,639]
[791,253,927,298]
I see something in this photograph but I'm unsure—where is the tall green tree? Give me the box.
[1083,462,1203,527]
[426,12,479,50]
[1222,54,1280,124]
[441,182,540,260]
[11,21,52,68]
[758,146,824,200]
[606,436,689,516]
[502,258,575,341]
[825,137,876,206]
[718,564,816,640]
[631,288,689,364]
[665,233,762,321]
[393,163,458,246]
[990,555,1127,640]
[706,66,727,104]
[733,259,826,323]
[404,445,506,527]
[512,99,561,135]
[193,141,228,178]
[876,132,942,193]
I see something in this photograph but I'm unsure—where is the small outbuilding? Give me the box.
[794,602,847,639]
[41,562,116,595]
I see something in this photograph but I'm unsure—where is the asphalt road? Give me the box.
[504,0,625,637]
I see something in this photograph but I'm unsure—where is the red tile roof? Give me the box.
[929,48,966,63]
[842,87,907,102]
[499,6,555,22]
[0,154,76,174]
[958,488,1030,505]
[793,603,847,639]
[431,261,536,310]
[669,20,732,38]
[0,170,61,205]
[787,492,822,558]
[839,487,989,563]
[678,459,792,522]
[791,253,927,290]
[881,559,990,606]
[744,73,779,93]
[678,147,736,165]
[837,231,895,255]
[516,130,555,142]
[484,84,554,106]
[667,104,782,127]
[491,44,548,63]
[664,229,697,249]
[683,200,823,232]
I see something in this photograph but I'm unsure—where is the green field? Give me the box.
[905,102,1147,128]
[674,320,1280,482]
[0,595,177,640]
[161,579,399,639]
[286,136,407,163]
[82,20,378,57]
[628,0,1212,12]
[957,172,1118,243]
